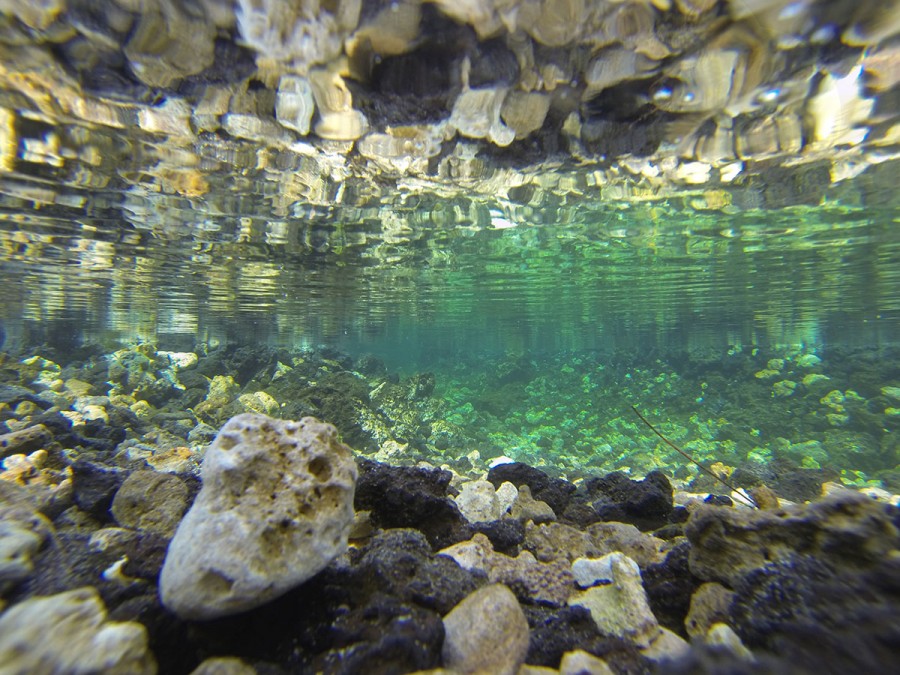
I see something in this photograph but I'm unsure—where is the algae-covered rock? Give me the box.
[160,413,357,619]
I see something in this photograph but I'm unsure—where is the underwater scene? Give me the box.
[1,1,899,674]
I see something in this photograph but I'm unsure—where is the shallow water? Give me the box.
[2,4,900,673]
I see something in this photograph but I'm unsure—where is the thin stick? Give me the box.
[631,405,758,509]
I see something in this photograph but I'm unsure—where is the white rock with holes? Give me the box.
[159,413,357,619]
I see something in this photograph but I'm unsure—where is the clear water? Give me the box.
[2,161,899,365]
[1,4,899,487]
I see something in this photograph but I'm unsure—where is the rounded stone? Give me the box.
[111,470,189,538]
[442,583,530,675]
[159,414,357,620]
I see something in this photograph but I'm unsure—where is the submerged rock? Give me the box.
[439,532,575,606]
[355,459,470,548]
[685,491,900,587]
[568,553,661,648]
[0,587,156,674]
[111,470,189,538]
[584,470,674,531]
[159,413,358,619]
[442,583,530,675]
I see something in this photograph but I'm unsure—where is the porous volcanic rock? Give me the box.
[159,414,357,619]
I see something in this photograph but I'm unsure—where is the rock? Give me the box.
[524,605,649,671]
[0,424,51,459]
[474,517,524,555]
[123,0,216,88]
[488,462,576,515]
[0,587,155,674]
[237,390,280,416]
[438,532,574,606]
[641,627,690,662]
[584,470,674,530]
[356,529,480,614]
[643,541,700,637]
[235,0,355,67]
[568,553,660,648]
[685,492,900,587]
[510,484,557,523]
[190,657,257,675]
[357,125,446,174]
[705,623,754,660]
[495,481,519,515]
[685,582,735,639]
[559,649,615,674]
[572,556,617,588]
[312,595,444,673]
[525,520,668,568]
[729,555,900,671]
[71,457,128,520]
[442,583,530,675]
[275,74,315,135]
[355,459,470,548]
[0,519,43,591]
[450,85,515,147]
[159,414,358,619]
[309,63,369,141]
[500,90,551,139]
[111,470,189,538]
[455,479,502,523]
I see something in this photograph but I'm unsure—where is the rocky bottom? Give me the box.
[2,436,899,674]
[1,343,899,674]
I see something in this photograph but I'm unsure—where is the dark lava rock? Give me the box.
[0,383,42,407]
[355,459,470,548]
[310,597,444,675]
[122,530,171,582]
[174,532,468,674]
[487,462,576,515]
[282,371,374,452]
[524,605,650,673]
[354,529,482,614]
[729,555,900,675]
[70,419,127,453]
[584,470,674,531]
[772,468,840,503]
[474,518,525,556]
[661,646,805,675]
[561,499,604,528]
[30,409,73,436]
[8,530,147,613]
[643,540,699,638]
[197,345,280,386]
[71,457,128,519]
[685,491,900,587]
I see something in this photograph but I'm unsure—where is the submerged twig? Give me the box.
[631,405,758,509]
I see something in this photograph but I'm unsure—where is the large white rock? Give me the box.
[160,414,357,619]
[0,587,156,674]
